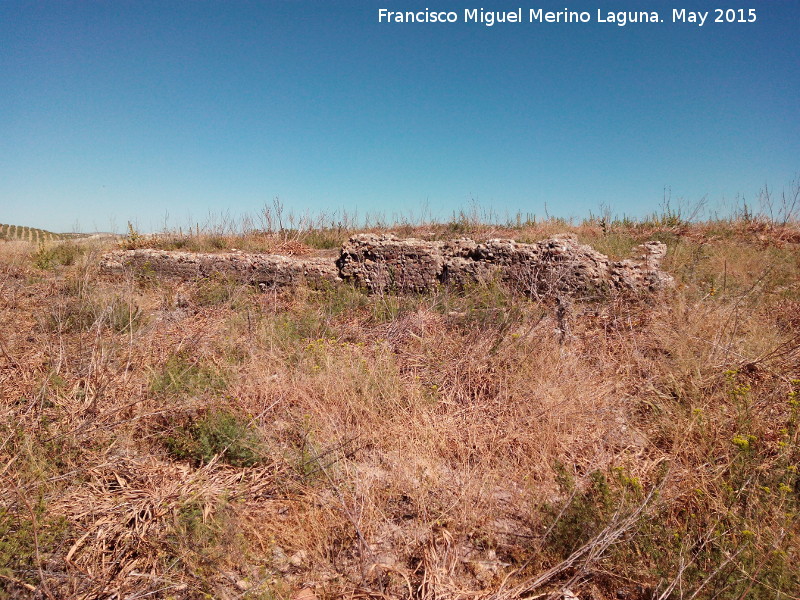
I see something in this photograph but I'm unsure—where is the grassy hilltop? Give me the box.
[1,213,799,599]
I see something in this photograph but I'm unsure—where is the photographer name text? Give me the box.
[377,8,758,26]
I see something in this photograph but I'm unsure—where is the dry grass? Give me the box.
[1,219,799,599]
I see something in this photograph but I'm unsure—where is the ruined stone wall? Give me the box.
[337,234,672,294]
[99,249,341,288]
[100,234,673,295]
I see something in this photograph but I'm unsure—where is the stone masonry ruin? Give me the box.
[99,233,673,295]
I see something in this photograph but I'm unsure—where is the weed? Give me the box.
[192,274,246,307]
[106,295,145,332]
[150,353,227,396]
[43,294,143,333]
[120,221,148,250]
[133,260,158,287]
[161,495,249,587]
[0,502,70,592]
[302,228,347,249]
[32,241,84,269]
[208,235,228,250]
[543,470,615,560]
[166,409,265,467]
[44,298,97,333]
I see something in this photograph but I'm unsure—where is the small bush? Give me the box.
[544,469,615,559]
[119,222,149,250]
[207,236,228,250]
[32,241,84,269]
[166,410,265,467]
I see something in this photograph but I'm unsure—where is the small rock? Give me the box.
[272,546,290,572]
[293,589,317,600]
[289,550,307,568]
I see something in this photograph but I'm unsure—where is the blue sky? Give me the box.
[1,1,798,233]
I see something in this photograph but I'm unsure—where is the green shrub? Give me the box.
[0,503,69,590]
[544,469,615,560]
[166,410,264,467]
[32,241,84,269]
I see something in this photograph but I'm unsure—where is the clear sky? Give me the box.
[1,1,798,233]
